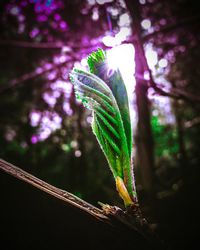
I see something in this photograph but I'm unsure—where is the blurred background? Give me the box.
[0,0,200,248]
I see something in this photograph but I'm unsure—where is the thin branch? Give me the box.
[149,80,200,103]
[184,116,200,129]
[0,40,66,49]
[170,87,200,102]
[0,39,107,51]
[0,158,108,221]
[0,57,75,94]
[143,15,200,42]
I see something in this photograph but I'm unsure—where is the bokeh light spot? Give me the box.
[141,19,151,30]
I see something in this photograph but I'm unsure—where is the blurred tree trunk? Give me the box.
[171,81,188,169]
[171,83,189,189]
[174,102,188,162]
[125,0,155,204]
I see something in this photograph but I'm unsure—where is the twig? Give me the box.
[0,39,107,51]
[0,158,108,221]
[184,116,200,128]
[149,80,200,103]
[0,40,67,49]
[143,15,200,42]
[0,57,75,94]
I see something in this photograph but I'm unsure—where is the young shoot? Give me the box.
[70,49,137,207]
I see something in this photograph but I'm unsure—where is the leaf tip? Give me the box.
[87,48,106,73]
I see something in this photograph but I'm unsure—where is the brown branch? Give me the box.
[0,158,108,222]
[0,158,165,249]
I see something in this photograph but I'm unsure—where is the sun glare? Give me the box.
[106,44,137,127]
[106,44,136,93]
